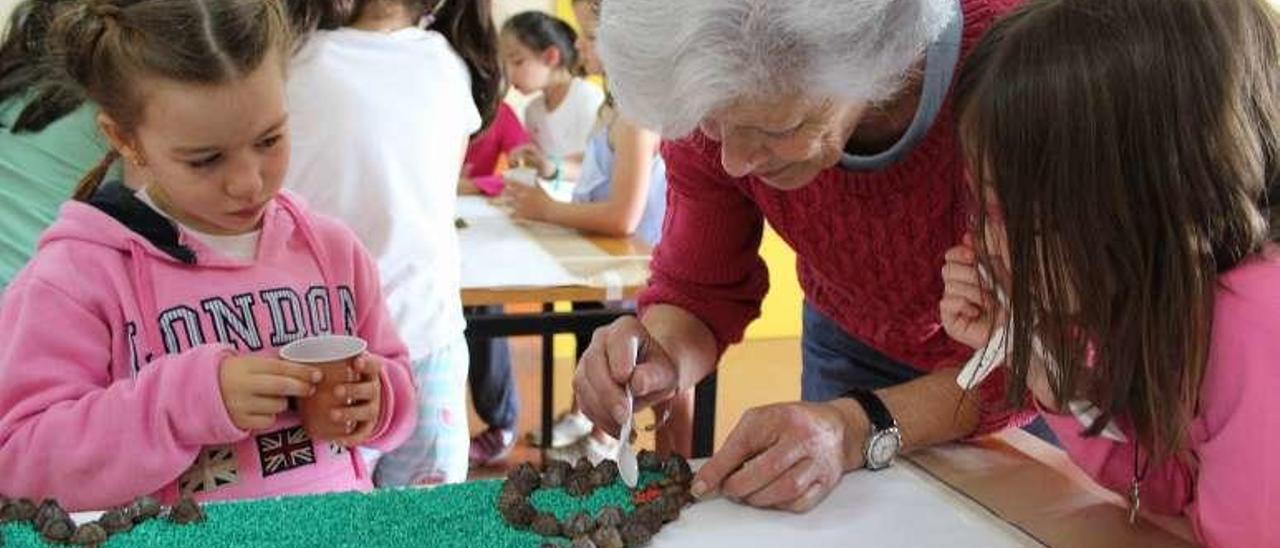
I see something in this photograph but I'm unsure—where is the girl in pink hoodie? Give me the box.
[0,0,416,511]
[941,0,1279,546]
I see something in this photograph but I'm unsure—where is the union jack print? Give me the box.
[256,426,316,477]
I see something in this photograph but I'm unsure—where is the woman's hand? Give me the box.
[940,236,1004,350]
[219,356,320,431]
[573,316,681,437]
[690,400,864,513]
[504,182,554,222]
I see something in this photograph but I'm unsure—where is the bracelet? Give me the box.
[547,156,562,182]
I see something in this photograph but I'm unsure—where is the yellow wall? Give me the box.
[745,227,803,339]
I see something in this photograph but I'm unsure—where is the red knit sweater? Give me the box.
[639,0,1025,433]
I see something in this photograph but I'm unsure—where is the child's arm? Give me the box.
[0,278,248,511]
[343,246,417,452]
[510,118,660,237]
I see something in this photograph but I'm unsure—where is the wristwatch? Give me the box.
[844,388,902,471]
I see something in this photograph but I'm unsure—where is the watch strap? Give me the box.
[844,388,895,432]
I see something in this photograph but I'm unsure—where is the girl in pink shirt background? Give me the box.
[942,0,1279,545]
[0,0,416,510]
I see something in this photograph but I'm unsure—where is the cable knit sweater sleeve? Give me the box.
[637,133,770,355]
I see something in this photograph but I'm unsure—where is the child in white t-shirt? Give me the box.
[284,0,501,485]
[500,11,605,182]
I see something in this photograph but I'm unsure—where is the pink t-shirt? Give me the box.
[1042,248,1279,547]
[463,103,529,179]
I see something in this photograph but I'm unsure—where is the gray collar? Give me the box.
[840,0,965,172]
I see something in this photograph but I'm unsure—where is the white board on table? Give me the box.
[655,461,1040,547]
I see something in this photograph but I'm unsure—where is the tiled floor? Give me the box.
[465,336,803,479]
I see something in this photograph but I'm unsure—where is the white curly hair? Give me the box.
[597,0,955,138]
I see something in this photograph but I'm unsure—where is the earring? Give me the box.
[123,149,147,167]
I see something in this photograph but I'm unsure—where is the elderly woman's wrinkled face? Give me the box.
[699,95,865,190]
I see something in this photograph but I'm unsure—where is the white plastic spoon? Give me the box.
[617,337,640,488]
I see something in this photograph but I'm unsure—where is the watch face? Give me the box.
[868,430,902,467]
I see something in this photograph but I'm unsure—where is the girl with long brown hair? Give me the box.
[943,0,1279,544]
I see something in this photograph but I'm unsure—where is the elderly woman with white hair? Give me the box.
[574,0,1025,512]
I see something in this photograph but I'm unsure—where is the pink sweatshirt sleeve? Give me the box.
[0,277,246,511]
[1043,262,1280,547]
[346,245,417,452]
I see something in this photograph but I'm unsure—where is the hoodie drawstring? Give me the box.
[276,196,366,479]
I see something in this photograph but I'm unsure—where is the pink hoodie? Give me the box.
[0,184,417,511]
[1041,250,1279,547]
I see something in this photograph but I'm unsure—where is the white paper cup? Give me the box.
[503,166,539,187]
[280,335,367,364]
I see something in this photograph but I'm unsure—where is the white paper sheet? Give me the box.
[456,197,584,289]
[654,461,1040,547]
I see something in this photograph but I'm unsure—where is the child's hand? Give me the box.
[219,356,321,431]
[328,355,383,447]
[940,236,1005,350]
[504,183,553,222]
[510,145,554,178]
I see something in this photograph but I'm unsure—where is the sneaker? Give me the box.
[469,427,516,468]
[526,411,594,448]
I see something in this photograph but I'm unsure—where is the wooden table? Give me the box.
[454,197,734,457]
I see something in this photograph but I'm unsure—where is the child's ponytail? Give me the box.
[428,0,501,131]
[0,0,86,133]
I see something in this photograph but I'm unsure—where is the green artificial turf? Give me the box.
[1,472,666,547]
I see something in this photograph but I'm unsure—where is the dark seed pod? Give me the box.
[69,522,109,546]
[541,460,570,488]
[595,506,625,529]
[99,507,134,534]
[591,525,625,548]
[572,536,599,548]
[636,450,662,472]
[498,483,528,507]
[508,463,542,495]
[500,499,536,528]
[662,455,693,485]
[565,475,594,498]
[531,512,561,537]
[652,495,682,523]
[563,512,597,538]
[39,515,75,543]
[573,457,593,477]
[621,521,654,547]
[10,499,37,522]
[628,506,663,535]
[33,499,65,530]
[168,497,205,524]
[589,460,619,487]
[130,496,162,524]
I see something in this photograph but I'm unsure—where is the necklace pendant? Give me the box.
[1128,481,1141,524]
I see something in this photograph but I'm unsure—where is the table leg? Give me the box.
[540,303,555,454]
[693,373,717,458]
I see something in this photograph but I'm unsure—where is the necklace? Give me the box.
[1128,447,1151,524]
